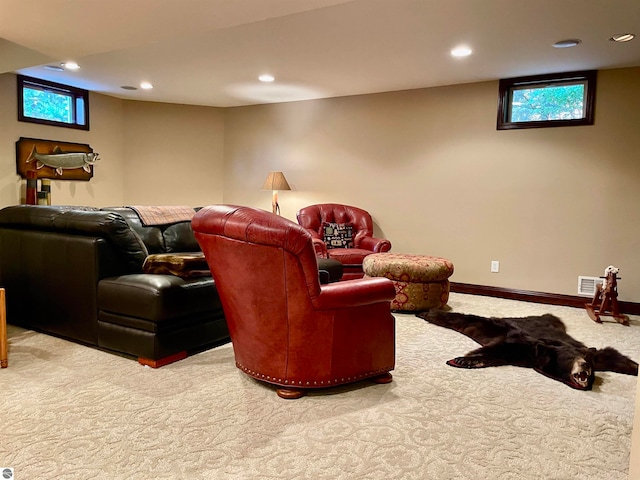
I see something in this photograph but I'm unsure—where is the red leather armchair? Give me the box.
[296,203,392,280]
[192,205,396,399]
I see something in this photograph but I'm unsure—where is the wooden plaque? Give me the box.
[16,137,95,181]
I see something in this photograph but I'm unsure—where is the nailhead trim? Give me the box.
[235,361,392,386]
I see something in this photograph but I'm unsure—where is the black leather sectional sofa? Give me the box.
[0,205,230,367]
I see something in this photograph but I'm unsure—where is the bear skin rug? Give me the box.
[416,310,638,390]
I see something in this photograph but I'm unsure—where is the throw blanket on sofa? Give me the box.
[128,206,195,226]
[142,252,210,278]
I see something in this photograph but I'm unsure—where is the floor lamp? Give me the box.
[262,171,291,215]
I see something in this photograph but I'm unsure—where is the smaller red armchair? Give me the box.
[192,205,396,399]
[296,203,392,280]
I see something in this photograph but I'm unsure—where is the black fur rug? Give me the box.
[416,310,638,390]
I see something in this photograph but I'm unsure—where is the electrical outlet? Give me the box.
[491,260,500,273]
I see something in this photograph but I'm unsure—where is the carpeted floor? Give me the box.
[1,293,638,479]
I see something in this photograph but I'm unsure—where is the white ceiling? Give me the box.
[1,0,639,107]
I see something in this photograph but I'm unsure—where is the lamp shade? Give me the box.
[262,171,291,191]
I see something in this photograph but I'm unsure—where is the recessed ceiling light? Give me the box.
[140,82,153,90]
[450,46,472,57]
[44,65,65,72]
[62,61,80,70]
[553,39,581,48]
[259,74,275,82]
[609,33,635,42]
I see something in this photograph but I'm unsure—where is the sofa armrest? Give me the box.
[311,237,329,258]
[358,236,391,253]
[0,230,128,344]
[312,277,395,310]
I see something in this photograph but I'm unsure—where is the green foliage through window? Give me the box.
[497,70,596,130]
[18,75,89,130]
[23,87,73,123]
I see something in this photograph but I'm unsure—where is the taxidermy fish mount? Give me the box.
[26,144,99,175]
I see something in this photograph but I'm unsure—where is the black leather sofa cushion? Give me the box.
[98,274,221,325]
[317,257,343,283]
[101,207,200,254]
[163,222,200,252]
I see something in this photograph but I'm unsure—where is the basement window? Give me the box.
[497,70,596,130]
[18,74,90,130]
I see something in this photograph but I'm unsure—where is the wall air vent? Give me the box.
[578,276,603,296]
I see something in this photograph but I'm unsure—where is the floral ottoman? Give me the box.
[362,253,454,311]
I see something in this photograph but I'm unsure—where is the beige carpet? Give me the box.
[1,293,638,480]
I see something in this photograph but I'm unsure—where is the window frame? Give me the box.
[17,74,90,131]
[497,70,597,130]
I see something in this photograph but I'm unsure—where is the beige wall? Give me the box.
[122,101,225,206]
[223,67,640,302]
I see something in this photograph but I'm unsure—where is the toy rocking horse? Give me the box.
[585,265,629,326]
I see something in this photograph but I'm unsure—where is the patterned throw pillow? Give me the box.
[323,222,354,249]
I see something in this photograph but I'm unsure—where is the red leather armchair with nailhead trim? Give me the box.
[192,204,396,399]
[296,203,392,280]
